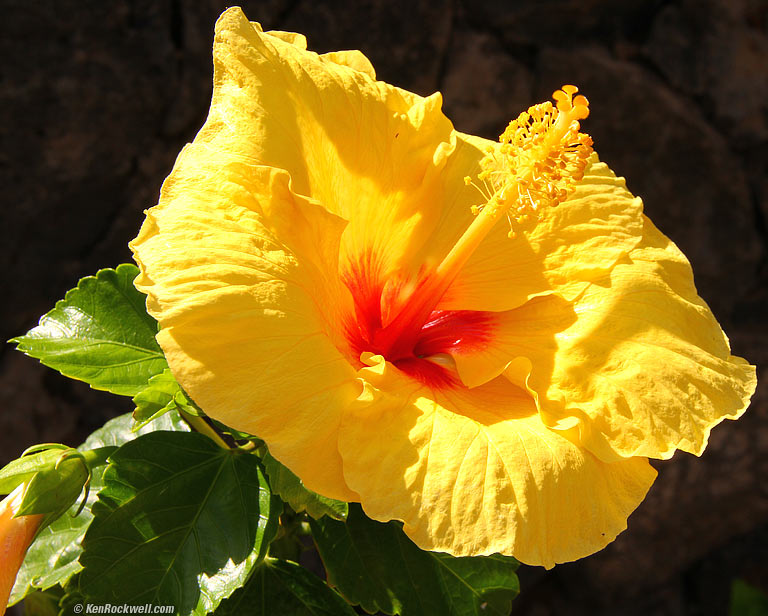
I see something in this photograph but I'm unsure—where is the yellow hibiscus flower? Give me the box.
[130,7,756,568]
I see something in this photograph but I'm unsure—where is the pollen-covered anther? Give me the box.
[468,85,593,233]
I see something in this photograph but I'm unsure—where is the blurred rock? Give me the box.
[463,0,663,48]
[441,28,533,138]
[644,0,768,146]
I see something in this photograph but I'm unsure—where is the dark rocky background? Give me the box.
[1,1,766,614]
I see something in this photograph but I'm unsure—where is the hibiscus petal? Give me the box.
[451,294,577,389]
[131,150,360,501]
[204,7,455,277]
[340,356,656,568]
[263,30,308,49]
[526,217,757,461]
[427,150,644,312]
[320,50,377,79]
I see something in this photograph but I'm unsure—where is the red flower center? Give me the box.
[342,254,494,389]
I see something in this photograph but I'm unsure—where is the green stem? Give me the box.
[180,410,230,450]
[81,446,118,469]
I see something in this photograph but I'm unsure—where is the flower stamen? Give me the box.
[436,86,592,283]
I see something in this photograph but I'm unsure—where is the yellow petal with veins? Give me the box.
[451,294,577,389]
[320,50,377,78]
[203,8,454,281]
[341,356,656,568]
[524,217,757,461]
[263,30,307,49]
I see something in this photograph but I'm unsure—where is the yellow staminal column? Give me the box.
[378,86,594,360]
[447,85,592,269]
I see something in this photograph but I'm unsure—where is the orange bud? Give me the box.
[0,486,43,616]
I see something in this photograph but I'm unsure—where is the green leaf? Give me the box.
[9,412,189,606]
[84,407,190,449]
[214,558,356,616]
[21,585,64,616]
[311,504,519,616]
[59,586,86,616]
[79,431,280,615]
[0,448,67,495]
[132,368,203,429]
[12,264,167,396]
[731,579,768,616]
[192,549,264,616]
[14,455,89,518]
[262,452,347,521]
